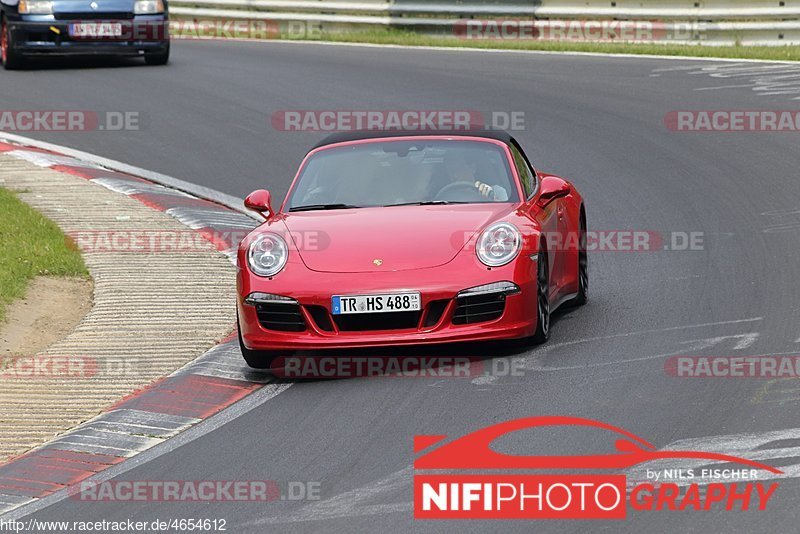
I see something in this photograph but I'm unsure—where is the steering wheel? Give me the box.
[434,181,485,202]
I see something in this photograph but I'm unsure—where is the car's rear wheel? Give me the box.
[1,16,23,70]
[144,42,169,66]
[237,323,283,371]
[531,248,551,344]
[568,215,588,307]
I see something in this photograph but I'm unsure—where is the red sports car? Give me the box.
[236,130,587,369]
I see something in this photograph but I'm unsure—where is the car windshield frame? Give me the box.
[282,137,522,213]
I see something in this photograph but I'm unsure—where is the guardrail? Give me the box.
[168,0,800,45]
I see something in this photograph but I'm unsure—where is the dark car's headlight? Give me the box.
[247,233,288,277]
[133,0,164,14]
[18,0,53,13]
[476,222,521,267]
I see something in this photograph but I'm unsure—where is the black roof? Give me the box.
[312,129,515,150]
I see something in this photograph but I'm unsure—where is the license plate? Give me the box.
[332,292,421,315]
[69,23,123,38]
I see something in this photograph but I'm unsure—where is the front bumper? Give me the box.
[237,258,539,351]
[8,16,168,56]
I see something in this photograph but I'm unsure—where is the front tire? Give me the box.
[144,42,169,65]
[1,17,23,70]
[568,215,588,307]
[237,323,282,371]
[531,248,551,344]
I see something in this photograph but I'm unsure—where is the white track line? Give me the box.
[177,36,800,65]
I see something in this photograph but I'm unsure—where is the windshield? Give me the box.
[286,139,519,211]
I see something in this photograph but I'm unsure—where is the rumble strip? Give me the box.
[0,142,265,515]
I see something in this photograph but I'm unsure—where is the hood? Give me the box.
[282,204,517,274]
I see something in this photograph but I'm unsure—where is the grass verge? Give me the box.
[319,29,800,62]
[0,187,88,322]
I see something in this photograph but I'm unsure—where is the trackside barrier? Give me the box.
[168,0,800,45]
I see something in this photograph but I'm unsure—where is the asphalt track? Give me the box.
[2,41,800,532]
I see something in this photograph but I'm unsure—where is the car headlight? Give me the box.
[133,0,164,14]
[247,233,288,277]
[476,222,521,267]
[18,0,53,14]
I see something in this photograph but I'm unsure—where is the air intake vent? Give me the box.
[255,302,306,332]
[452,293,506,325]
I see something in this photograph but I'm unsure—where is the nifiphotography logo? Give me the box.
[413,416,782,519]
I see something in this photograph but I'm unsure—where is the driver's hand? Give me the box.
[475,181,494,198]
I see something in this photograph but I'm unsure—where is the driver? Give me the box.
[442,151,508,201]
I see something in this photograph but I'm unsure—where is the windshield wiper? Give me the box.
[383,200,470,207]
[289,203,362,212]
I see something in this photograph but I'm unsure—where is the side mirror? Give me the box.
[536,176,571,208]
[244,189,273,219]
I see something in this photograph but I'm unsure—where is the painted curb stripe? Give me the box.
[0,140,263,515]
[110,374,261,420]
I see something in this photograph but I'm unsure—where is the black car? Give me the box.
[1,0,169,69]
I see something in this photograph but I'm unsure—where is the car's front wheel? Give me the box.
[144,42,169,66]
[237,323,284,371]
[1,16,23,70]
[531,248,551,344]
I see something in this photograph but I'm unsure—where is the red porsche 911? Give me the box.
[236,130,587,370]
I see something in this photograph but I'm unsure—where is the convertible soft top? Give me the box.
[313,129,516,150]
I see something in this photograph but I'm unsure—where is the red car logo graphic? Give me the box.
[414,416,783,473]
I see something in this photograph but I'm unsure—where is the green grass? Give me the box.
[0,187,88,322]
[317,28,800,62]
